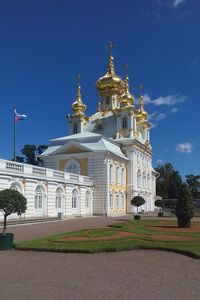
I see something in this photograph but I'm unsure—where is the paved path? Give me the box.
[0,217,200,300]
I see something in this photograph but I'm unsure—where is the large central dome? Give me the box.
[96,55,124,93]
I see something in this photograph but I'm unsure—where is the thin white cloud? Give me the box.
[170,107,179,113]
[172,0,186,8]
[143,93,187,106]
[176,142,193,153]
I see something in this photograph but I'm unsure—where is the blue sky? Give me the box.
[0,0,199,178]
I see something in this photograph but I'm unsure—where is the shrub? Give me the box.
[175,184,194,228]
[131,196,145,215]
[0,189,27,235]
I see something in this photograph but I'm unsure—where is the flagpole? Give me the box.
[13,107,16,161]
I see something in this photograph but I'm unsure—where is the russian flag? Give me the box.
[14,108,27,122]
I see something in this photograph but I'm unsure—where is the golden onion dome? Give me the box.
[120,75,134,106]
[137,95,148,120]
[72,81,86,115]
[96,55,123,92]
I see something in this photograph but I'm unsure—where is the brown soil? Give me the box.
[148,223,200,233]
[151,235,198,242]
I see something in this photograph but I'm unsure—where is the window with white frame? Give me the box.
[143,172,146,187]
[10,183,21,193]
[72,189,78,208]
[147,173,150,188]
[122,117,127,129]
[116,194,120,209]
[55,188,63,209]
[137,170,141,187]
[34,187,44,210]
[109,164,114,183]
[85,191,90,209]
[116,166,121,184]
[121,168,125,185]
[65,159,81,175]
[121,194,125,209]
[109,193,113,209]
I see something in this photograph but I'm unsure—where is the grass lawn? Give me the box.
[15,219,200,258]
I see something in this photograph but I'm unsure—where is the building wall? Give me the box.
[0,159,93,221]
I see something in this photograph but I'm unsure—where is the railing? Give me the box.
[0,159,93,185]
[53,170,65,179]
[32,166,46,176]
[70,173,80,181]
[5,161,23,172]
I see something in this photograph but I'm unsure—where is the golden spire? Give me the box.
[124,64,129,93]
[72,74,86,115]
[138,83,144,112]
[106,41,116,76]
[120,64,134,107]
[137,83,148,119]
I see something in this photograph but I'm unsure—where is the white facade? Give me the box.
[0,159,93,220]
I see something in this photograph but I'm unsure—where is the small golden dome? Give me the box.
[136,95,148,120]
[120,75,134,106]
[96,55,123,92]
[72,79,86,115]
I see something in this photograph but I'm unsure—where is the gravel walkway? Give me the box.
[0,216,199,300]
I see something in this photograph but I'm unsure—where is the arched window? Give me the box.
[85,191,90,209]
[10,183,21,193]
[72,189,78,209]
[34,186,44,210]
[109,164,114,183]
[116,166,121,184]
[109,193,113,209]
[55,188,63,209]
[122,117,127,129]
[116,194,120,209]
[73,123,78,134]
[65,159,81,175]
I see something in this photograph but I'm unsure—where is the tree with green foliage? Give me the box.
[155,163,182,199]
[131,196,145,215]
[175,183,194,228]
[0,189,27,235]
[185,174,200,199]
[14,144,48,165]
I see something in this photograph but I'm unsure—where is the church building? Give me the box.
[41,47,157,216]
[0,46,157,220]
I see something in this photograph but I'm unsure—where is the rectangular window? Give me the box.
[109,164,114,183]
[56,196,62,209]
[116,194,120,209]
[121,195,125,209]
[122,168,126,185]
[116,167,121,184]
[109,194,113,209]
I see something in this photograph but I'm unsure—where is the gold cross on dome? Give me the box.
[106,41,116,55]
[77,74,81,86]
[124,64,129,76]
[139,83,143,95]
